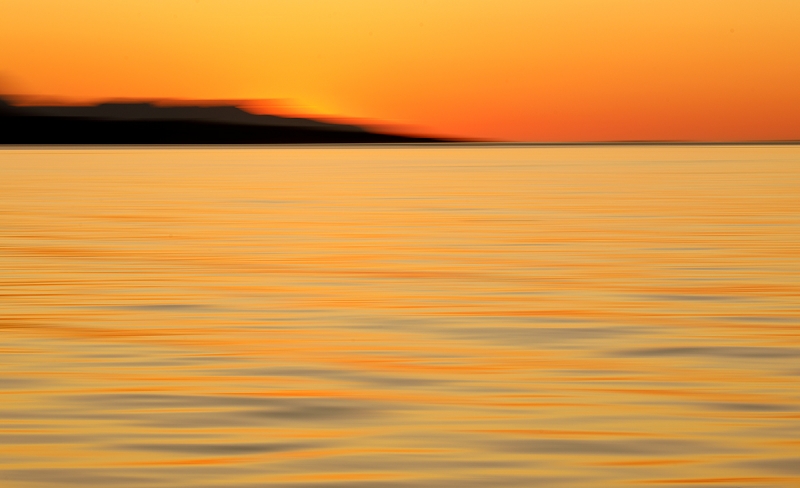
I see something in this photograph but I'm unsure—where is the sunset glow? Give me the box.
[2,0,799,141]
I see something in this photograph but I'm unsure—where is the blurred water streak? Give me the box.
[1,145,799,487]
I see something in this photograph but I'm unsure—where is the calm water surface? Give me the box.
[1,146,799,487]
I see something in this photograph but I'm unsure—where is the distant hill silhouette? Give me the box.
[0,98,448,144]
[23,102,369,132]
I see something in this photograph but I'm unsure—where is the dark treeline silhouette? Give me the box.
[0,98,448,144]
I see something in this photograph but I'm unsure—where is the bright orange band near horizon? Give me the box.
[1,0,799,142]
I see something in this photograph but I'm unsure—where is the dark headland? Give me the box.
[0,98,449,144]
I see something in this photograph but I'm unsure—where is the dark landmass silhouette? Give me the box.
[0,97,450,144]
[3,97,797,146]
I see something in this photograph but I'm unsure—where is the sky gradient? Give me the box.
[1,0,799,141]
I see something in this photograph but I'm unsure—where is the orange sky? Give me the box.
[1,0,799,141]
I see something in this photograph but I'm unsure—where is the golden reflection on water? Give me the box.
[1,145,799,487]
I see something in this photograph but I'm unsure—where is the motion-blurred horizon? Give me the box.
[1,0,799,142]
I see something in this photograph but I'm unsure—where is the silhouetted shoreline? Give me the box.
[0,98,449,144]
[2,98,798,146]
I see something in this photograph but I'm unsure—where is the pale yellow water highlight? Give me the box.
[0,146,799,487]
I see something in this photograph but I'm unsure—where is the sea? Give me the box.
[1,145,799,487]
